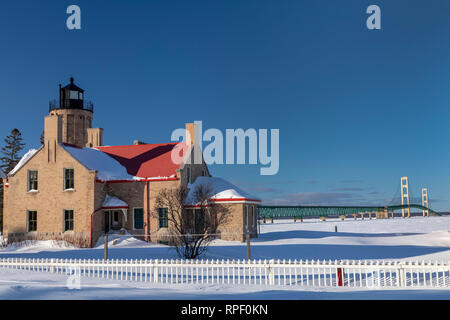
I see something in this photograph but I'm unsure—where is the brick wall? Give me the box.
[3,144,96,241]
[3,141,256,246]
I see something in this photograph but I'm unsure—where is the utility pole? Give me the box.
[104,233,108,260]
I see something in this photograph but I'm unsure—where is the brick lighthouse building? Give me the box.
[2,78,260,247]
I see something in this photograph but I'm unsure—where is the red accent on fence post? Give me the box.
[337,268,344,286]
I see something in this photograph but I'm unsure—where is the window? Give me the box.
[158,208,168,228]
[134,208,144,230]
[244,206,248,229]
[183,209,195,231]
[194,209,205,233]
[28,211,37,232]
[70,90,79,99]
[28,170,38,191]
[64,168,74,190]
[64,210,74,231]
[252,206,256,226]
[186,167,191,184]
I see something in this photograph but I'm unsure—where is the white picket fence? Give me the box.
[0,258,449,289]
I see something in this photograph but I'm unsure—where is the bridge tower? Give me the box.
[421,188,429,217]
[401,177,410,218]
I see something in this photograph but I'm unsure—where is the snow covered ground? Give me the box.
[0,216,449,299]
[1,268,449,300]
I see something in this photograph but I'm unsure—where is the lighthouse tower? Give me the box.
[48,77,103,148]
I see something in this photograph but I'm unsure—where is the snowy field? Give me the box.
[0,216,449,299]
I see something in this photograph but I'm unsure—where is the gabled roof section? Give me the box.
[102,194,128,209]
[186,177,261,205]
[97,143,187,179]
[61,144,135,181]
[8,148,41,176]
[8,143,187,182]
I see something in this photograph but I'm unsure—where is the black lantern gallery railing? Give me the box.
[49,99,94,113]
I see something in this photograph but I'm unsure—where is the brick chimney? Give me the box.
[44,115,62,162]
[185,122,202,165]
[86,128,103,148]
[185,122,198,147]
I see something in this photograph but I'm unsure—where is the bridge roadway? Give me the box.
[258,204,440,219]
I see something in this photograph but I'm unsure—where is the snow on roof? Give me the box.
[102,194,128,208]
[186,176,260,205]
[61,144,135,181]
[8,149,39,176]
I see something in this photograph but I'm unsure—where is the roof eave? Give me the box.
[7,146,44,177]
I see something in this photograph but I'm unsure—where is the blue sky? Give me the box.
[1,1,450,210]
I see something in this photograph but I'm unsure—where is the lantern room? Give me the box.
[60,77,85,110]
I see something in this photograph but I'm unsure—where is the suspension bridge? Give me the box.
[258,177,440,220]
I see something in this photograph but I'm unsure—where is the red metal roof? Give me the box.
[97,142,187,179]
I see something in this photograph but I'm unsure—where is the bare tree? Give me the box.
[153,183,230,259]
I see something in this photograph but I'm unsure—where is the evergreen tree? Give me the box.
[0,128,25,174]
[0,129,25,234]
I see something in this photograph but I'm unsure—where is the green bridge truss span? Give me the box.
[258,204,440,219]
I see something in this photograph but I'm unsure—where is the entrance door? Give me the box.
[113,210,120,228]
[105,211,110,233]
